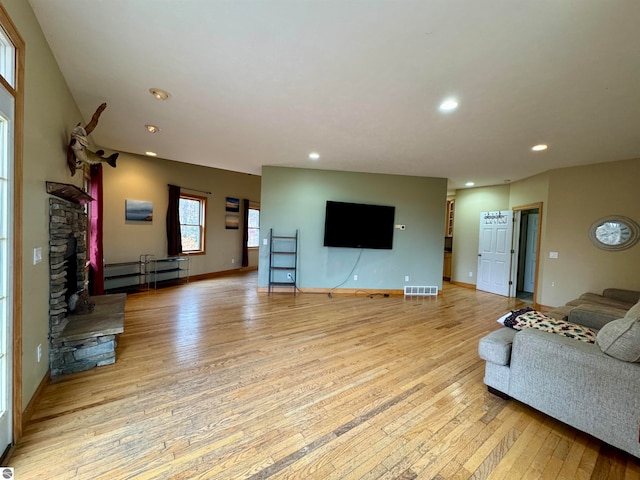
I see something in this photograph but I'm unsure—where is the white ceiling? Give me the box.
[29,0,640,190]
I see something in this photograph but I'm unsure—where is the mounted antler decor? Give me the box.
[66,102,119,176]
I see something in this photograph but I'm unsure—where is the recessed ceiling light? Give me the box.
[532,144,548,151]
[439,98,459,112]
[465,181,475,187]
[149,88,170,101]
[309,152,320,160]
[145,124,160,133]
[145,151,157,157]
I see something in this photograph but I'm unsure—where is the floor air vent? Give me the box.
[404,286,438,297]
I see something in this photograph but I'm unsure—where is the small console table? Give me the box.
[104,254,189,292]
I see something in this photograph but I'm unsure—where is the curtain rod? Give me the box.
[168,184,211,195]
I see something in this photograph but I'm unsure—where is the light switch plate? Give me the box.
[33,247,42,265]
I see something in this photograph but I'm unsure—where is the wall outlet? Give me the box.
[287,273,292,279]
[231,258,235,264]
[354,274,358,281]
[549,251,559,259]
[469,271,473,277]
[404,275,409,282]
[37,344,42,363]
[263,238,268,246]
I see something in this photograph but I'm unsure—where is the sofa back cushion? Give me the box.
[603,288,640,305]
[596,300,640,362]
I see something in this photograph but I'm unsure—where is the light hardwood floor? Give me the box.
[8,272,640,479]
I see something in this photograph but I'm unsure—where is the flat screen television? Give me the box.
[323,201,395,249]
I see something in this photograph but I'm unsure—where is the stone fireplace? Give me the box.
[47,187,124,377]
[48,197,87,338]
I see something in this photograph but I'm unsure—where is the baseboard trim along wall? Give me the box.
[22,369,50,431]
[189,266,258,282]
[257,287,444,296]
[450,281,476,290]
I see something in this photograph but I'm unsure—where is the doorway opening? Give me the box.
[511,203,543,306]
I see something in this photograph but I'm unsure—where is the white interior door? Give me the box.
[477,211,513,296]
[0,81,14,454]
[523,213,538,293]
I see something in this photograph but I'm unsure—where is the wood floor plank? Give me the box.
[463,404,526,474]
[6,272,637,479]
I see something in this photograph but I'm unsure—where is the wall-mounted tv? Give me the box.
[323,201,395,249]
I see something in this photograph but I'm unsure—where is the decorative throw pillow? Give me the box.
[596,301,640,362]
[506,310,597,343]
[625,299,640,322]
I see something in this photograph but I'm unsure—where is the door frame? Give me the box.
[0,3,25,445]
[509,202,543,308]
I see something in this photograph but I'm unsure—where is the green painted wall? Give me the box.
[260,167,447,291]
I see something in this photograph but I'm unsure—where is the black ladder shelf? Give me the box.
[268,229,298,295]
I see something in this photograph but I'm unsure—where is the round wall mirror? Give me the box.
[588,215,640,251]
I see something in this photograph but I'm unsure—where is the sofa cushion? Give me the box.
[546,305,574,321]
[505,310,597,343]
[596,301,640,362]
[603,288,640,305]
[566,293,635,311]
[567,304,629,330]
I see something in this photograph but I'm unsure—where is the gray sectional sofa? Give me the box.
[546,288,639,325]
[479,289,640,458]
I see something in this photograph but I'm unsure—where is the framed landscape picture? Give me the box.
[125,199,153,222]
[226,197,240,212]
[225,214,239,229]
